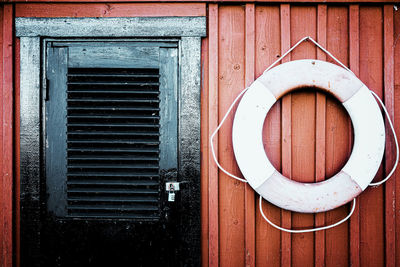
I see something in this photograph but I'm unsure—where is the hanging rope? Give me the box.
[259,196,356,233]
[368,90,399,186]
[210,36,398,233]
[210,88,249,183]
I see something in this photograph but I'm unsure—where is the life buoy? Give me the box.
[232,59,385,213]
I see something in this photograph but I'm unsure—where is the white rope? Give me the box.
[210,87,249,183]
[262,36,355,75]
[259,196,356,233]
[368,91,399,186]
[210,35,398,233]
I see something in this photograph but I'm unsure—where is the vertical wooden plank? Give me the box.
[280,4,291,267]
[325,6,350,267]
[1,4,13,267]
[208,4,219,267]
[290,4,318,266]
[290,5,317,267]
[218,6,245,267]
[359,6,385,267]
[394,7,400,266]
[20,36,41,267]
[349,5,360,267]
[383,5,395,267]
[178,36,202,265]
[0,6,4,262]
[0,6,4,264]
[255,5,281,267]
[245,4,255,267]
[315,5,326,267]
[15,37,21,267]
[201,36,209,267]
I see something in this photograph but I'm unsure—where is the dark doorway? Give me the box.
[20,40,201,267]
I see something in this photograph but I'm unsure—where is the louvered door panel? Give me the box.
[45,42,178,221]
[66,68,161,219]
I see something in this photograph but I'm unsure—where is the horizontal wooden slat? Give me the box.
[15,17,207,37]
[15,3,207,17]
[10,0,399,3]
[66,215,159,219]
[67,172,159,177]
[68,122,159,127]
[68,131,159,136]
[68,115,159,119]
[68,140,159,144]
[67,180,159,186]
[68,74,159,78]
[67,147,158,152]
[68,196,158,202]
[68,90,159,94]
[68,106,159,111]
[67,205,158,211]
[68,99,159,103]
[63,65,163,219]
[68,188,159,194]
[68,164,159,169]
[68,81,159,86]
[68,155,159,161]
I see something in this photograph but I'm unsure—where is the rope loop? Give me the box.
[210,35,399,233]
[259,196,356,233]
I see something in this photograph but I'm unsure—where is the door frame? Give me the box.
[16,16,206,266]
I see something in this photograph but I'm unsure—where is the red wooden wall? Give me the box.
[202,3,400,267]
[0,2,399,266]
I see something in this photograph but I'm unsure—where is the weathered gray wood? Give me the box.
[20,37,41,207]
[179,37,201,171]
[52,41,178,48]
[20,36,41,266]
[177,36,201,266]
[159,47,178,175]
[45,46,68,217]
[19,26,202,264]
[68,45,159,69]
[16,17,207,37]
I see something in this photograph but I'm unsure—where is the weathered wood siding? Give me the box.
[0,4,13,267]
[0,2,398,266]
[202,3,400,267]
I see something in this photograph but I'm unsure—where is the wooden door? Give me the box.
[20,40,200,267]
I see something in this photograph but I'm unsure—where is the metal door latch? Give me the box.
[166,182,180,202]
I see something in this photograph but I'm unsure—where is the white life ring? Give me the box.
[232,59,385,213]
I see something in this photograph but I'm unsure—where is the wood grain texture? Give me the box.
[19,36,41,267]
[359,6,385,267]
[6,3,400,267]
[315,5,326,267]
[218,6,245,267]
[383,5,396,267]
[200,37,209,267]
[5,0,399,3]
[208,4,219,267]
[325,6,350,267]
[280,5,291,267]
[15,3,206,17]
[178,37,203,264]
[255,5,281,267]
[244,4,255,267]
[349,5,360,267]
[395,6,400,266]
[290,5,316,267]
[15,38,21,267]
[0,7,4,263]
[15,17,207,37]
[1,5,13,267]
